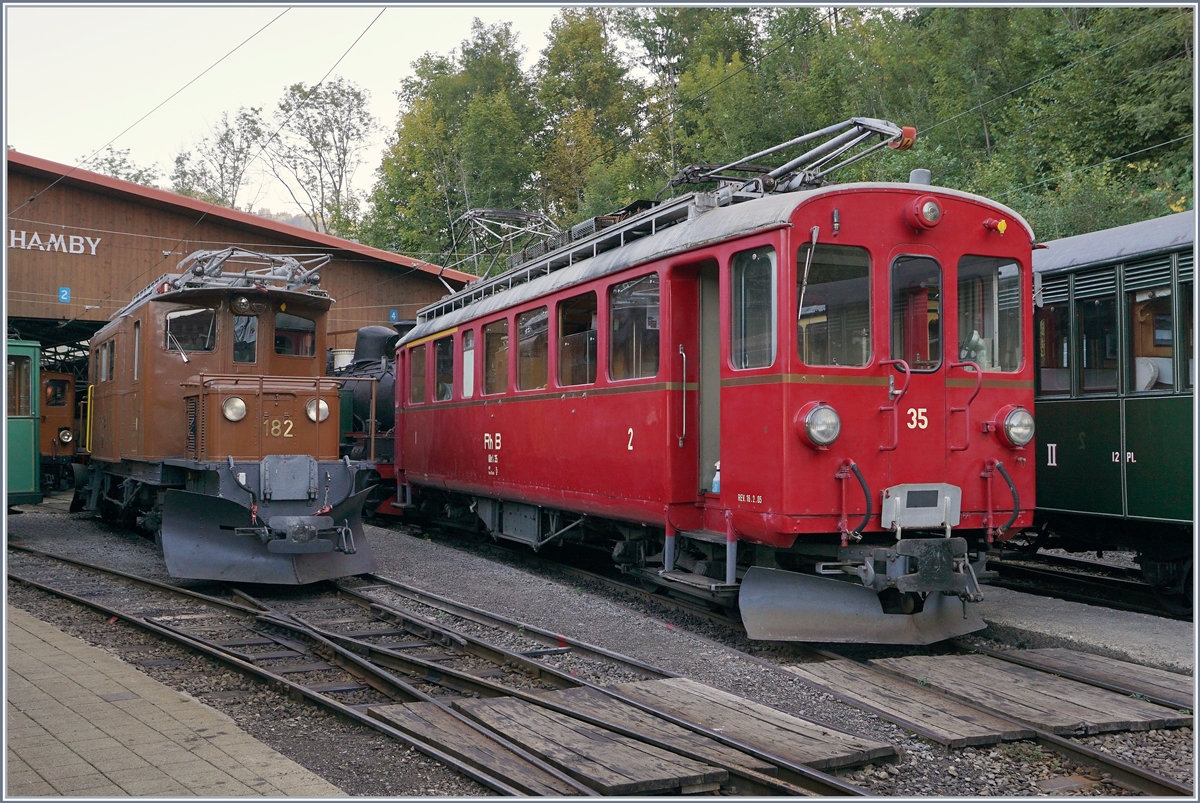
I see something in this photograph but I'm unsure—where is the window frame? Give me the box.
[516,306,549,392]
[730,245,778,371]
[483,318,510,396]
[461,329,476,399]
[557,291,598,387]
[434,335,455,401]
[408,344,427,405]
[273,311,317,358]
[607,271,661,383]
[796,243,873,369]
[955,255,1024,374]
[164,306,217,353]
[889,254,944,373]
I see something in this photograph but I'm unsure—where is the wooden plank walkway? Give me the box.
[999,648,1194,711]
[872,654,1193,735]
[537,686,779,775]
[453,696,726,795]
[785,659,1034,748]
[609,678,895,770]
[370,702,581,795]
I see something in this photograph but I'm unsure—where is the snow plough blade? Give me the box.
[160,488,376,584]
[738,566,985,644]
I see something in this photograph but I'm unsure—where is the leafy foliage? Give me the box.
[82,146,162,187]
[171,107,265,210]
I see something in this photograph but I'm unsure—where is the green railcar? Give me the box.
[1032,210,1194,613]
[7,340,43,506]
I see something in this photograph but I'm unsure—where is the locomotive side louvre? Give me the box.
[74,249,377,584]
[396,181,1037,644]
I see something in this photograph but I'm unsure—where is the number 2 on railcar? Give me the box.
[71,249,377,584]
[394,119,1038,644]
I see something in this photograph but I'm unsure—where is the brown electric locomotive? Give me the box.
[72,248,377,584]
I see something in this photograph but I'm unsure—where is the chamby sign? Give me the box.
[9,230,101,255]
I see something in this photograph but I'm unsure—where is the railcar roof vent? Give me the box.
[910,168,932,185]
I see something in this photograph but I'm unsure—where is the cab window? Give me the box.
[957,256,1022,372]
[731,246,776,369]
[274,313,315,356]
[609,273,660,380]
[45,379,69,407]
[517,307,548,390]
[558,292,597,386]
[798,244,870,367]
[233,316,258,363]
[166,307,216,352]
[891,256,942,370]
[408,345,426,404]
[434,336,454,401]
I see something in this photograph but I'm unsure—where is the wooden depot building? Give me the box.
[5,149,471,371]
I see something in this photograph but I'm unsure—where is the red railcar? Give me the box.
[394,121,1036,643]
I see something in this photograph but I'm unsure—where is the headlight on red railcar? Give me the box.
[796,402,841,449]
[995,405,1035,448]
[305,399,330,422]
[222,396,247,422]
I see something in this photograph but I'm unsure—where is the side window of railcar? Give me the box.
[731,246,777,369]
[434,336,454,401]
[1075,273,1118,394]
[957,256,1022,372]
[7,355,31,415]
[274,313,315,357]
[558,292,598,386]
[1035,295,1070,396]
[408,345,426,404]
[107,341,115,382]
[891,257,942,370]
[462,330,475,399]
[609,274,660,380]
[1124,262,1174,392]
[133,321,140,381]
[1183,281,1194,390]
[517,307,548,391]
[233,316,258,363]
[797,245,871,367]
[165,308,217,352]
[484,320,509,395]
[97,344,107,383]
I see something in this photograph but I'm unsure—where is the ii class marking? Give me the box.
[906,407,929,429]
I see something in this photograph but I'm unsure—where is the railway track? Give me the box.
[988,555,1189,620]
[388,525,1195,797]
[7,544,869,796]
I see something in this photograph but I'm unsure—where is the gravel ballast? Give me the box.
[7,502,1195,795]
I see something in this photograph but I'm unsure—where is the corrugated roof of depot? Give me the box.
[1032,210,1195,275]
[402,182,1032,344]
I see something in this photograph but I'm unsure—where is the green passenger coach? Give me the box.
[1031,210,1194,614]
[7,340,43,506]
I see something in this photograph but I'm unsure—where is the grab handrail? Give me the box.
[878,359,910,451]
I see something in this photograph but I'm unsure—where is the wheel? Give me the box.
[1151,565,1192,617]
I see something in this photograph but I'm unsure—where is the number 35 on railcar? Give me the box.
[71,249,377,584]
[394,119,1037,644]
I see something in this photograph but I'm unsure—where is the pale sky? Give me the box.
[5,5,567,216]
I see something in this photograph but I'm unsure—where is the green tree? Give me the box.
[171,107,265,209]
[82,145,161,187]
[266,77,377,236]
